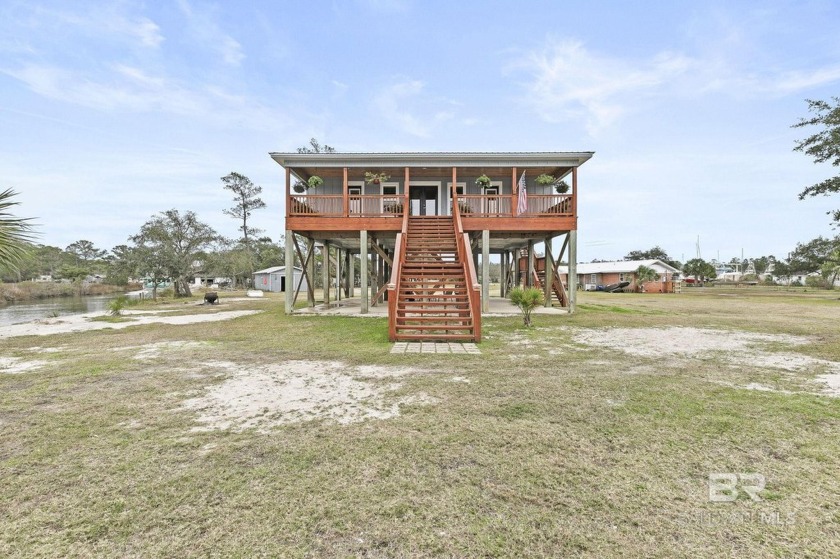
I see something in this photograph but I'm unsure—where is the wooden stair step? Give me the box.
[395,324,473,331]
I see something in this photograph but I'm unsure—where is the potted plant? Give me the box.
[384,201,404,214]
[364,171,390,185]
[535,173,571,194]
[475,174,492,189]
[292,175,323,193]
[307,175,324,190]
[554,179,570,194]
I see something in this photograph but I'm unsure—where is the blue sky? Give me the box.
[2,0,839,263]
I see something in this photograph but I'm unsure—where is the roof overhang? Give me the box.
[269,151,594,169]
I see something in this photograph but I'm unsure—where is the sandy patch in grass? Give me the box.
[0,310,261,339]
[573,326,840,396]
[572,327,811,358]
[26,346,69,353]
[815,373,840,396]
[181,360,434,432]
[109,340,210,360]
[0,356,48,374]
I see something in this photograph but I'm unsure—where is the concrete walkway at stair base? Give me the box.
[391,342,481,354]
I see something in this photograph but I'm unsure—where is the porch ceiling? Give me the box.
[270,151,593,183]
[288,165,575,183]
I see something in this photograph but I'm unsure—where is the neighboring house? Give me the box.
[253,266,306,293]
[192,275,233,288]
[559,259,680,293]
[271,151,594,341]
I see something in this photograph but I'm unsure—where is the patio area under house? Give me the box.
[271,152,594,342]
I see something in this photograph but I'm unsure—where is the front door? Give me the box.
[409,185,438,215]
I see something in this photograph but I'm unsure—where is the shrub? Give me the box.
[509,287,544,327]
[108,295,130,316]
[805,276,830,289]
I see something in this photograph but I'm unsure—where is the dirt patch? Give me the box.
[109,340,210,360]
[26,346,69,353]
[0,310,262,338]
[815,373,840,396]
[572,326,840,397]
[573,327,810,358]
[181,360,435,432]
[0,356,48,374]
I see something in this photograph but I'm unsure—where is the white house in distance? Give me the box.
[559,259,680,293]
[253,266,307,293]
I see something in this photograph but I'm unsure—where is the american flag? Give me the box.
[516,171,527,215]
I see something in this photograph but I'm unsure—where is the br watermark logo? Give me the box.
[708,473,765,502]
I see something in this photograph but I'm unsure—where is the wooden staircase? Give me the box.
[532,269,569,307]
[392,216,478,341]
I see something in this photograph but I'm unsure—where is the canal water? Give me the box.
[0,295,115,325]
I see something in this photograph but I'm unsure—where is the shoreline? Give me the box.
[0,282,128,304]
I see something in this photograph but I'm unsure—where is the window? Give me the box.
[590,274,597,284]
[349,186,361,215]
[381,184,400,214]
[447,182,467,215]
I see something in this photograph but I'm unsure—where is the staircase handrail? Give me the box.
[453,194,481,342]
[387,201,410,340]
[553,273,569,307]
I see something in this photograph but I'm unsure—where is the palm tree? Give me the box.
[0,189,36,271]
[635,265,660,292]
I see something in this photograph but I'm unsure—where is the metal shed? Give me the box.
[253,266,306,293]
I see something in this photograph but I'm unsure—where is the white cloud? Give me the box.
[372,79,455,137]
[128,17,164,48]
[6,4,164,50]
[738,66,840,96]
[514,40,693,134]
[513,38,840,135]
[177,0,245,66]
[358,0,410,13]
[2,63,290,132]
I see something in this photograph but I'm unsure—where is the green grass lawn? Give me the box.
[1,288,839,557]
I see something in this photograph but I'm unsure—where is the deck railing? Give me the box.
[456,195,513,216]
[520,194,573,216]
[289,193,574,217]
[290,195,404,217]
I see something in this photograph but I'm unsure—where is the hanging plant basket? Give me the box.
[475,174,492,189]
[365,171,390,185]
[554,180,570,194]
[307,175,324,189]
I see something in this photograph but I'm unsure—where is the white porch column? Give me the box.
[544,236,554,307]
[307,239,316,307]
[322,242,330,305]
[285,230,294,314]
[569,230,578,313]
[527,241,535,287]
[360,230,368,314]
[481,229,490,312]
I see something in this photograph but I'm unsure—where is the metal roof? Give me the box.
[269,151,594,168]
[558,260,680,274]
[253,266,302,275]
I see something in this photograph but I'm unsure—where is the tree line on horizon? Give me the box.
[610,239,840,287]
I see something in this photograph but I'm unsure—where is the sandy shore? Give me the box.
[0,309,262,339]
